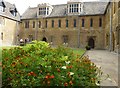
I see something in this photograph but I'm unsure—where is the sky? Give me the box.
[4,0,110,15]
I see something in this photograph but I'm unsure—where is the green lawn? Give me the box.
[72,48,86,57]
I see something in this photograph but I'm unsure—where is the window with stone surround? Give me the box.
[52,20,54,28]
[0,6,4,12]
[25,21,29,28]
[33,21,35,28]
[82,19,84,27]
[39,6,52,16]
[74,19,76,27]
[66,19,68,28]
[58,20,61,28]
[90,18,93,27]
[63,35,68,43]
[99,18,102,27]
[0,2,5,12]
[39,21,41,28]
[45,20,47,28]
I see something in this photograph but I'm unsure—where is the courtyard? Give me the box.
[85,50,119,87]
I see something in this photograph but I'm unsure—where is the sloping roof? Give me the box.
[0,0,20,21]
[21,2,108,19]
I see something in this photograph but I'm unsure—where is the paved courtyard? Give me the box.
[85,50,119,87]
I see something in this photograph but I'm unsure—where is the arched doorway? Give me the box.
[88,37,95,49]
[42,37,47,42]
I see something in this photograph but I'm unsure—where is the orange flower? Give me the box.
[11,62,16,67]
[40,70,42,73]
[28,73,31,76]
[69,81,73,85]
[45,75,49,79]
[47,80,50,84]
[64,82,68,86]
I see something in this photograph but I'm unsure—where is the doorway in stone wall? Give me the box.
[88,37,95,49]
[42,37,47,42]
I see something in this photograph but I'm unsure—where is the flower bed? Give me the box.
[2,41,101,87]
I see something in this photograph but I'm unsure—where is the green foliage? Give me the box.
[2,41,101,87]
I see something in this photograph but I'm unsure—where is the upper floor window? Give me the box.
[25,21,29,28]
[99,18,102,27]
[0,6,4,12]
[74,19,76,27]
[82,19,84,27]
[52,20,54,28]
[39,21,41,28]
[0,2,5,12]
[45,20,47,28]
[10,8,17,16]
[10,10,17,16]
[39,7,49,15]
[69,4,79,13]
[38,3,53,16]
[33,21,35,28]
[66,19,68,27]
[90,18,93,27]
[58,20,61,28]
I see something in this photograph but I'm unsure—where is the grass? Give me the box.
[72,48,86,57]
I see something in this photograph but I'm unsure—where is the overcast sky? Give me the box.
[4,0,111,15]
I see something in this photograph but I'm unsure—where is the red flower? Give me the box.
[50,75,55,79]
[64,82,68,86]
[28,71,36,76]
[57,68,61,72]
[69,65,72,69]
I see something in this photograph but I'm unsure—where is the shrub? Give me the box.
[2,41,101,87]
[85,45,91,50]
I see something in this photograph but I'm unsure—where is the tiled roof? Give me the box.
[21,2,108,19]
[0,0,20,21]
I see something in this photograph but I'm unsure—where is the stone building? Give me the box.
[0,0,20,46]
[20,1,108,49]
[104,1,120,53]
[0,0,120,53]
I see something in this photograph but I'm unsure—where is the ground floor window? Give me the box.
[1,32,3,40]
[29,35,34,42]
[63,35,68,44]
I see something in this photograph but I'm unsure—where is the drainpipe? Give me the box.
[109,4,112,51]
[78,16,80,48]
[35,15,38,40]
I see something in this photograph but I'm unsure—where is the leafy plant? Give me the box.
[2,41,102,87]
